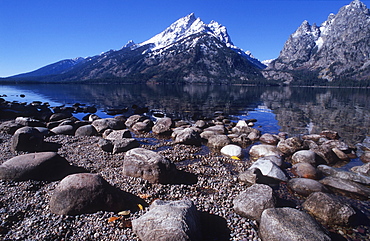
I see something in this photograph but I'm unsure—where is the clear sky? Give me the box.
[1,0,368,77]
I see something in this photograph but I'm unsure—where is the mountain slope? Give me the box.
[7,13,265,84]
[264,0,370,84]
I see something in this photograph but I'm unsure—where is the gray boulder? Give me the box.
[11,126,44,152]
[287,178,328,196]
[291,150,317,166]
[204,125,227,135]
[318,165,370,185]
[303,192,355,226]
[132,199,201,241]
[50,125,75,135]
[249,144,282,161]
[112,138,139,154]
[152,117,173,134]
[49,173,136,215]
[259,207,331,241]
[75,125,97,136]
[351,162,370,176]
[277,137,302,155]
[123,148,178,183]
[105,129,132,140]
[132,121,152,132]
[207,134,230,149]
[291,163,317,179]
[320,176,370,199]
[92,118,125,133]
[249,158,288,182]
[125,115,147,128]
[0,152,77,181]
[233,184,275,222]
[220,144,243,158]
[174,128,202,146]
[259,133,279,145]
[15,117,45,127]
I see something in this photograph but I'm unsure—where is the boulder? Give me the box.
[249,158,288,182]
[257,155,283,167]
[287,178,328,196]
[311,144,341,165]
[351,162,370,176]
[291,163,317,179]
[259,208,331,241]
[174,128,202,146]
[194,120,207,129]
[0,120,22,134]
[207,135,231,149]
[123,148,178,183]
[291,150,317,166]
[0,152,78,181]
[75,125,98,136]
[50,125,75,135]
[302,192,355,226]
[105,129,132,140]
[92,118,125,133]
[320,130,340,140]
[132,121,152,132]
[125,115,147,128]
[318,165,370,185]
[15,117,45,127]
[49,173,136,215]
[220,144,243,158]
[320,176,370,199]
[152,117,173,134]
[11,126,44,152]
[204,125,227,135]
[132,199,201,241]
[200,130,217,140]
[277,137,302,155]
[49,112,72,122]
[259,133,279,145]
[233,184,275,222]
[112,138,140,154]
[238,169,257,185]
[249,144,282,161]
[360,151,370,163]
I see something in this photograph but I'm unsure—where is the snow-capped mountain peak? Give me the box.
[139,13,235,51]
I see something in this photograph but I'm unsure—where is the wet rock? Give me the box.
[132,199,201,241]
[204,125,227,135]
[232,126,260,138]
[194,120,207,129]
[92,118,126,133]
[302,134,322,142]
[220,144,243,158]
[249,158,288,182]
[320,176,370,199]
[207,134,231,149]
[351,162,370,176]
[320,130,340,140]
[11,126,44,152]
[125,115,147,128]
[291,163,317,179]
[230,133,252,147]
[50,173,135,215]
[123,148,178,184]
[152,117,173,134]
[249,144,282,161]
[0,152,77,181]
[318,165,370,185]
[360,151,370,163]
[200,130,216,140]
[105,129,132,140]
[233,184,275,222]
[50,125,75,135]
[311,144,340,165]
[291,150,317,166]
[259,207,331,241]
[277,137,302,155]
[132,121,152,132]
[174,128,202,146]
[247,131,260,141]
[259,133,279,145]
[303,192,355,226]
[75,125,98,136]
[287,178,328,196]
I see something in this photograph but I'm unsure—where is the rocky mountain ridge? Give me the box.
[264,0,370,84]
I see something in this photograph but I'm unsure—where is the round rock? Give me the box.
[287,178,328,196]
[220,144,243,158]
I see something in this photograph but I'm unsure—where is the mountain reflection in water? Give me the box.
[1,84,369,144]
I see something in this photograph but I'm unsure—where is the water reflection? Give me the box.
[1,84,369,144]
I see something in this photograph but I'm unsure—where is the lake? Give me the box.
[1,83,370,146]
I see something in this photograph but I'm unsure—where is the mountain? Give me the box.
[7,13,265,84]
[264,0,370,85]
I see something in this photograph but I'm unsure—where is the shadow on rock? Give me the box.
[200,212,231,241]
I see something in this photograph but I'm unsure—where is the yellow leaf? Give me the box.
[231,156,240,160]
[138,194,152,199]
[137,204,144,210]
[118,210,130,216]
[107,216,120,222]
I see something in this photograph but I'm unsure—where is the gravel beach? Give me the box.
[1,116,370,240]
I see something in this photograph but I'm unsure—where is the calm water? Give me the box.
[1,83,370,145]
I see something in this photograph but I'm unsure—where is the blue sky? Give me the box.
[1,0,368,77]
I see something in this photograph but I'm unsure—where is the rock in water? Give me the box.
[302,192,355,226]
[132,199,201,241]
[259,207,331,241]
[123,148,178,183]
[152,117,173,134]
[233,184,275,222]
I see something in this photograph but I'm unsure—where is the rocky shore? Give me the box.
[0,98,370,240]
